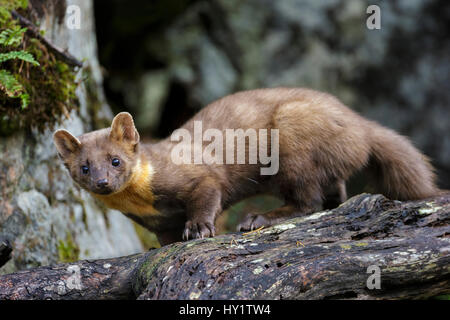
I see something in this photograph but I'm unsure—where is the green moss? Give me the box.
[0,0,78,135]
[433,294,450,300]
[138,242,185,282]
[67,187,89,229]
[82,66,110,129]
[57,233,80,263]
[133,222,161,249]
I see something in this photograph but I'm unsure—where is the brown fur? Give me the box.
[53,88,439,246]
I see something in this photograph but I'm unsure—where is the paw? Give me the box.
[237,213,270,232]
[182,220,216,241]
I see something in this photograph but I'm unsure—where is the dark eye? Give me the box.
[112,158,120,167]
[81,165,89,174]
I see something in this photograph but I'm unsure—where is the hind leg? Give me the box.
[323,179,347,210]
[237,179,323,231]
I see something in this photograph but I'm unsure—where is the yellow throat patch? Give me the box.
[91,160,159,216]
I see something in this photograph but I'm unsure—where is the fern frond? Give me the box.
[0,7,12,25]
[20,92,29,109]
[0,27,27,47]
[0,69,23,97]
[0,69,30,109]
[0,0,28,11]
[0,50,39,65]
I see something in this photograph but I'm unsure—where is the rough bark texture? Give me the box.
[0,254,139,300]
[0,194,449,300]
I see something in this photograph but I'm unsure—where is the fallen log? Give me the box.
[0,193,449,300]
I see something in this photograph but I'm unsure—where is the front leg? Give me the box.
[182,183,222,241]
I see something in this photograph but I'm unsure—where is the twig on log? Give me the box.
[11,10,83,68]
[0,194,449,300]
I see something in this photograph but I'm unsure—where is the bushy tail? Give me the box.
[368,124,438,200]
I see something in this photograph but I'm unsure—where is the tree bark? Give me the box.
[0,193,449,300]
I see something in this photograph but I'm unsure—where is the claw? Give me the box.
[237,213,269,232]
[182,221,215,241]
[182,228,190,241]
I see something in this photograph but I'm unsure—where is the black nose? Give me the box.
[96,179,109,188]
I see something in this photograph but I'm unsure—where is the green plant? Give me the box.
[0,26,39,109]
[0,26,26,46]
[0,0,78,135]
[57,234,80,263]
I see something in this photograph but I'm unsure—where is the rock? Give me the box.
[0,0,143,275]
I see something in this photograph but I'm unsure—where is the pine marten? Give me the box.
[53,88,439,245]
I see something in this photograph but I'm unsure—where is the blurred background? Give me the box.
[1,0,449,273]
[94,0,450,183]
[93,0,450,233]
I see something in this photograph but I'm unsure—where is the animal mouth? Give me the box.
[92,187,113,195]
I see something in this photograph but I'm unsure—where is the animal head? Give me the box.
[53,112,140,195]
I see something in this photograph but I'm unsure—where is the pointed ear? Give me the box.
[53,129,81,159]
[109,112,140,145]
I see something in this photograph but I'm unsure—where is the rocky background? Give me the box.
[0,0,144,275]
[1,0,449,274]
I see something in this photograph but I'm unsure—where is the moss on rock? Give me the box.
[0,0,78,135]
[57,233,80,263]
